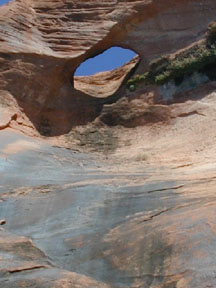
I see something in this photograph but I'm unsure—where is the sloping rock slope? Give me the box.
[1,1,216,288]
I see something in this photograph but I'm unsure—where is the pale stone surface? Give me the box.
[1,1,216,288]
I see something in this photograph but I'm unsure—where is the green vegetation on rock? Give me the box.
[207,21,216,46]
[127,21,216,90]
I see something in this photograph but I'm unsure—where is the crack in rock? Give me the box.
[147,184,184,194]
[8,265,48,274]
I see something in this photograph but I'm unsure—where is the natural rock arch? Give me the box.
[73,46,140,98]
[0,0,216,137]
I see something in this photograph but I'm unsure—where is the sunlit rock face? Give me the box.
[2,1,216,288]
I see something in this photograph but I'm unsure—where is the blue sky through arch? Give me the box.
[75,47,137,76]
[0,0,12,6]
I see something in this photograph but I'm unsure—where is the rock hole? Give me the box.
[73,46,139,98]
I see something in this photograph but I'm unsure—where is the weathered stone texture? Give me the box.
[1,1,216,288]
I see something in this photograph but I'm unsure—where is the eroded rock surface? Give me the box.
[1,0,216,288]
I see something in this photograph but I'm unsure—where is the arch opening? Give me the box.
[73,46,140,98]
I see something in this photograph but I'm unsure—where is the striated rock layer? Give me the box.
[1,1,216,288]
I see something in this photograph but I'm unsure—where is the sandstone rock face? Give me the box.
[2,1,216,288]
[1,0,216,135]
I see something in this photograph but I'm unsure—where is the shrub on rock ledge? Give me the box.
[127,22,216,91]
[207,21,216,46]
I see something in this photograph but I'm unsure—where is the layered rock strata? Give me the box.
[1,1,216,288]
